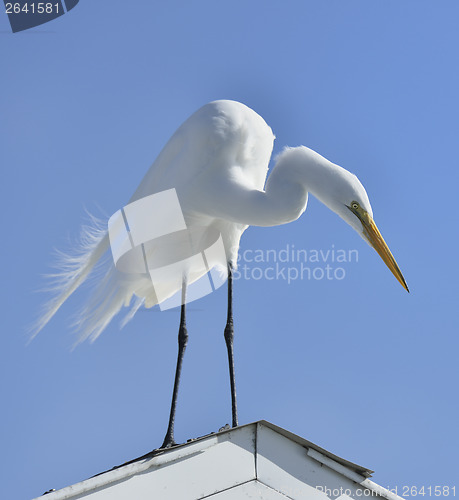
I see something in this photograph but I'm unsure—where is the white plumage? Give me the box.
[34,100,407,344]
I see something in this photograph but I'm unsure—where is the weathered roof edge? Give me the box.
[257,420,374,478]
[36,420,406,500]
[95,419,372,479]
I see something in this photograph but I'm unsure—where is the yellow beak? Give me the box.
[361,216,409,292]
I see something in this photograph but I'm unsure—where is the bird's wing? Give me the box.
[34,101,275,342]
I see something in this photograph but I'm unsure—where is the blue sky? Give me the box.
[2,1,458,499]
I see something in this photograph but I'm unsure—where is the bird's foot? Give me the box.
[160,434,177,449]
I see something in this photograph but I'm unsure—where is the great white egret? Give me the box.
[34,100,408,448]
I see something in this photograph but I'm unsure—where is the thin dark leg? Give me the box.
[224,263,238,428]
[161,282,188,448]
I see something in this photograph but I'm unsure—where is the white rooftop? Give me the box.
[34,420,403,500]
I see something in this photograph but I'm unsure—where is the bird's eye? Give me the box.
[351,202,359,210]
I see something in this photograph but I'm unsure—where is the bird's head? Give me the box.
[327,166,409,292]
[272,146,408,291]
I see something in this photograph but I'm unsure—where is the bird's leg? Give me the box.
[161,280,188,449]
[224,263,238,428]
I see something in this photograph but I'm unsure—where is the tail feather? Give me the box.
[71,266,150,344]
[30,215,111,342]
[32,211,222,344]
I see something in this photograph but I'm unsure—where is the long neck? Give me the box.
[196,146,341,228]
[237,147,340,227]
[263,147,339,225]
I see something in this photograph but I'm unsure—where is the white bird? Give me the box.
[34,99,408,448]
